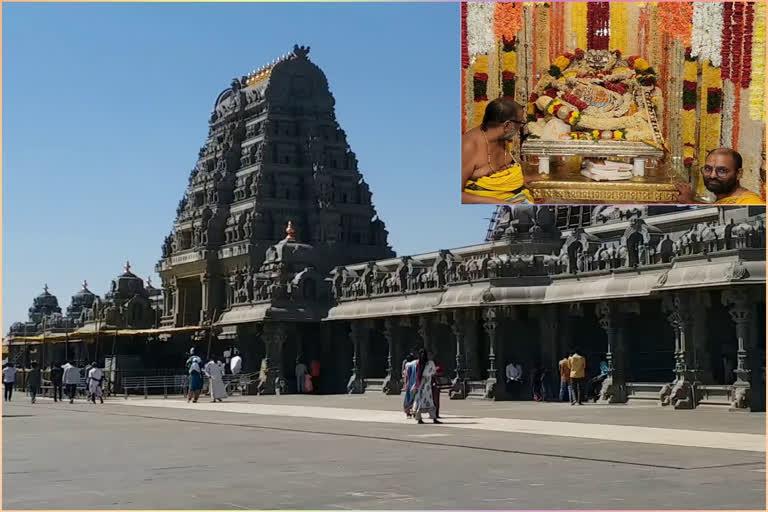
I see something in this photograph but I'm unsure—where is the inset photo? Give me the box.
[461,1,766,206]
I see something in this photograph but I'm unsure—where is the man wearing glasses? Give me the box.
[676,148,764,205]
[462,98,535,204]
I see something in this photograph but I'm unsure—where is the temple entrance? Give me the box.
[625,300,675,382]
[178,278,202,326]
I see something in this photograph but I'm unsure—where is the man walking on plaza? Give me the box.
[87,362,104,404]
[50,361,63,402]
[28,362,41,404]
[558,354,571,403]
[568,349,586,405]
[62,361,80,403]
[204,357,226,402]
[3,362,17,402]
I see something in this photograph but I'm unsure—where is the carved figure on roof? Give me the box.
[245,273,254,302]
[243,212,253,240]
[396,257,409,293]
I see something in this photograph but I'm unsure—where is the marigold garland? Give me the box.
[609,2,628,55]
[587,2,610,51]
[500,38,518,100]
[534,4,551,81]
[658,2,693,46]
[494,3,524,48]
[461,67,467,133]
[571,2,588,52]
[698,60,724,195]
[741,2,754,89]
[682,51,698,170]
[748,1,766,120]
[461,2,469,69]
[722,2,734,80]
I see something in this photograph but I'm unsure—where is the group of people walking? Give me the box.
[185,348,241,403]
[402,349,444,424]
[1,360,105,404]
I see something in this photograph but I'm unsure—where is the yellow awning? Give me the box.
[7,325,211,344]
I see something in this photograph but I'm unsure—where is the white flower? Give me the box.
[691,2,723,68]
[467,2,495,62]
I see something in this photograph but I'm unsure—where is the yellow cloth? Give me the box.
[568,354,586,379]
[558,358,571,382]
[715,191,765,205]
[464,164,533,204]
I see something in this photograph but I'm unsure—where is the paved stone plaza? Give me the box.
[2,394,765,510]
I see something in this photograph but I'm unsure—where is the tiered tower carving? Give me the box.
[157,45,394,327]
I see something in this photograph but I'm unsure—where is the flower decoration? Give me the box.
[461,2,469,69]
[493,2,524,43]
[749,1,765,120]
[691,2,723,67]
[658,1,693,45]
[467,2,495,62]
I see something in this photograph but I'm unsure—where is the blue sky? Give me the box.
[2,2,495,332]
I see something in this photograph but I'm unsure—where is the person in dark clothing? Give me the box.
[50,362,64,402]
[28,362,41,404]
[430,353,443,419]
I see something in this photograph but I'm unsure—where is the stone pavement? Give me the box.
[2,394,766,510]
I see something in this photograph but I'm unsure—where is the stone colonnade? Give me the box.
[340,288,763,411]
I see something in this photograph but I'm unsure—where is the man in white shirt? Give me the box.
[62,361,81,404]
[505,360,523,398]
[3,363,17,402]
[87,363,104,404]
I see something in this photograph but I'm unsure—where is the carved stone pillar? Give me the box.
[662,294,697,409]
[482,307,499,400]
[596,302,627,403]
[381,318,402,395]
[538,305,560,399]
[722,290,753,411]
[464,310,479,379]
[259,323,287,395]
[200,274,210,324]
[347,321,366,394]
[172,284,181,327]
[449,310,468,400]
[690,292,714,384]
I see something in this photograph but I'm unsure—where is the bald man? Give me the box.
[462,98,534,204]
[677,148,764,205]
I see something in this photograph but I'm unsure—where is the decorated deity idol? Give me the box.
[525,49,664,145]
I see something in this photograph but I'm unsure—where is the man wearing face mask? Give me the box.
[676,148,764,205]
[462,98,535,204]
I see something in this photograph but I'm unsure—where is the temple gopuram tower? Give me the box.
[157,45,394,328]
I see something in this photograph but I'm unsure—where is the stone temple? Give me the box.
[156,44,394,330]
[3,47,766,413]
